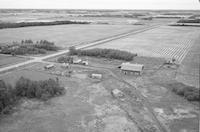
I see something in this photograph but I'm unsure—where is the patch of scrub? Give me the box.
[94,102,124,117]
[87,83,110,105]
[154,106,197,122]
[102,116,138,132]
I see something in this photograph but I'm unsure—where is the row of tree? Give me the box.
[169,82,199,101]
[177,19,200,23]
[0,20,90,29]
[69,47,137,61]
[0,77,65,114]
[0,40,59,55]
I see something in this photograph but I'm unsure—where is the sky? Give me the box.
[0,0,199,10]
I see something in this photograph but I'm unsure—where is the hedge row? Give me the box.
[177,19,200,23]
[168,82,199,101]
[69,47,137,61]
[0,40,59,55]
[0,20,90,29]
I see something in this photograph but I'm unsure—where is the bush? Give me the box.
[15,77,65,100]
[0,77,65,114]
[0,80,17,113]
[69,47,137,61]
[57,56,73,63]
[169,82,199,102]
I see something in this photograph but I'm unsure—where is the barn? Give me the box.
[120,62,144,75]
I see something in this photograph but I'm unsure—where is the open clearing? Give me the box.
[0,24,148,47]
[90,26,200,63]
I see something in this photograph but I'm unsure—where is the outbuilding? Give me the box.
[72,56,82,64]
[44,64,55,70]
[120,62,144,75]
[91,73,102,79]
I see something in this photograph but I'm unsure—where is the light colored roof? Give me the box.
[121,62,144,72]
[45,64,54,68]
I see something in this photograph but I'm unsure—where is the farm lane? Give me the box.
[0,24,162,73]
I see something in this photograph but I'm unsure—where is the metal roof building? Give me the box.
[120,62,144,75]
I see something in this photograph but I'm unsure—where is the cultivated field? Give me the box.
[90,26,200,63]
[176,35,200,88]
[0,24,147,47]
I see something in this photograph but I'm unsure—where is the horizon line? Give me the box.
[0,8,199,11]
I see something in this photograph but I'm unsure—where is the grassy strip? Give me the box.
[0,77,65,114]
[0,20,90,29]
[69,47,137,61]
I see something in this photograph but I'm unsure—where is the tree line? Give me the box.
[0,77,65,114]
[177,19,200,23]
[0,40,59,55]
[167,82,199,102]
[0,20,90,29]
[68,47,137,61]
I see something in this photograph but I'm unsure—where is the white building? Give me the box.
[91,73,102,79]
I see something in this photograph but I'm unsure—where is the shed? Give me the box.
[73,57,82,64]
[81,60,89,65]
[120,62,144,75]
[111,89,124,98]
[91,74,102,79]
[44,64,55,69]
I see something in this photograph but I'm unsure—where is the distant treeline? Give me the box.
[177,19,200,23]
[0,40,59,55]
[69,47,137,61]
[0,20,90,29]
[0,77,65,114]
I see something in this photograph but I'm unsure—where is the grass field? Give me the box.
[90,26,200,63]
[0,24,147,47]
[0,54,29,68]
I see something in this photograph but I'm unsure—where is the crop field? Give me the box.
[0,54,29,68]
[176,36,200,88]
[0,24,147,47]
[90,26,200,63]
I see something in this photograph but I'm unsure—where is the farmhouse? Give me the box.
[120,62,144,75]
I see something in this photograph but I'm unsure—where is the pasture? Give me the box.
[0,24,146,47]
[90,26,200,63]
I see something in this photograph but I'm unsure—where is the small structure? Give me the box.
[61,63,70,69]
[111,89,124,98]
[120,62,144,75]
[165,58,176,65]
[81,60,89,65]
[44,64,55,70]
[91,73,102,79]
[73,56,82,64]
